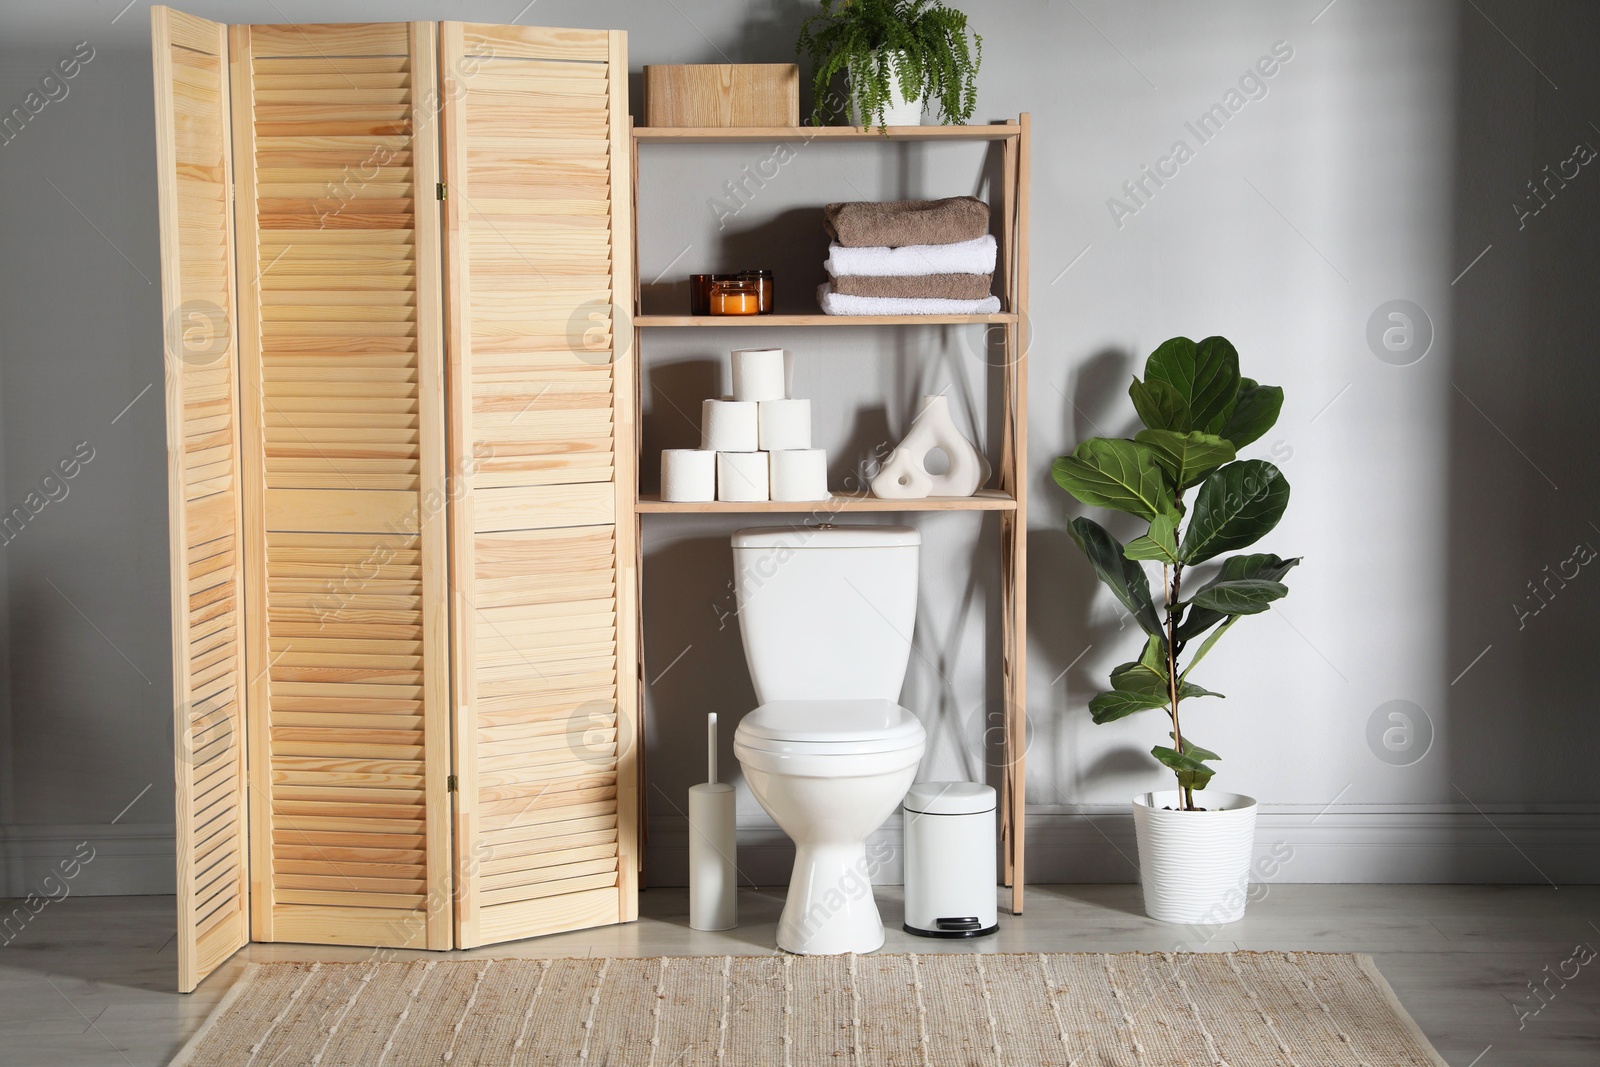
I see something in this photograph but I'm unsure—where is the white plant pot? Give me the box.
[1132,790,1257,925]
[847,51,930,127]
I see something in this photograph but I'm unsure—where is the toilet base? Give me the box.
[776,842,886,955]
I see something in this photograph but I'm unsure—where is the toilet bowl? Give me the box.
[729,525,927,955]
[735,700,925,954]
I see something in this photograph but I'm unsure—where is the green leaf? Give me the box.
[1066,517,1165,640]
[1178,615,1237,681]
[1134,429,1237,490]
[1146,336,1241,434]
[1151,745,1216,790]
[1172,734,1221,762]
[1051,439,1173,520]
[1108,637,1218,702]
[1129,376,1189,433]
[1191,578,1289,615]
[1110,660,1168,698]
[1218,378,1283,449]
[1177,554,1301,641]
[1178,460,1290,564]
[1124,513,1180,563]
[1138,632,1167,674]
[1090,688,1169,724]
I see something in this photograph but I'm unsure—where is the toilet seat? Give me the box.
[736,699,924,755]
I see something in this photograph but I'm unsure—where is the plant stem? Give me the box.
[1164,562,1192,811]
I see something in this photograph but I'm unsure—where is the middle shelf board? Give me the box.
[636,489,1016,514]
[634,313,1017,328]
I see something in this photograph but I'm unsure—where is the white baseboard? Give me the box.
[7,808,1598,898]
[0,823,174,898]
[645,806,1600,888]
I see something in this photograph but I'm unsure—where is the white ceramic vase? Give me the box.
[871,395,989,499]
[1132,790,1258,925]
[848,50,929,127]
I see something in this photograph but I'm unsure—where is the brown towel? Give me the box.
[823,197,990,247]
[829,273,994,300]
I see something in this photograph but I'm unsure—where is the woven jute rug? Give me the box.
[171,951,1446,1066]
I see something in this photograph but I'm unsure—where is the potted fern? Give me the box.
[1052,336,1299,925]
[797,0,982,129]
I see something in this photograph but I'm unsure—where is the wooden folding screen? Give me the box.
[153,8,635,991]
[153,8,251,995]
[438,23,636,948]
[229,21,453,956]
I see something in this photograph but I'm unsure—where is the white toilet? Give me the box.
[730,524,927,955]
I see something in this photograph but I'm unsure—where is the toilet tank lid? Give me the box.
[904,781,995,815]
[732,525,920,549]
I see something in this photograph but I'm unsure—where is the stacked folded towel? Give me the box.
[819,197,1000,315]
[824,197,990,247]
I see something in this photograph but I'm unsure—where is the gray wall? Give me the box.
[0,0,1595,895]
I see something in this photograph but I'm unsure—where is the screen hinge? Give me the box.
[436,182,447,201]
[447,774,458,792]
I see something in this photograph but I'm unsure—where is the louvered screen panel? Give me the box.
[153,6,251,993]
[440,22,637,948]
[232,21,451,949]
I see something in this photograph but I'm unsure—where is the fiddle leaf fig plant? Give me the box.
[1053,336,1299,811]
[797,0,982,129]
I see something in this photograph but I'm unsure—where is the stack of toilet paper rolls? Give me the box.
[660,348,830,502]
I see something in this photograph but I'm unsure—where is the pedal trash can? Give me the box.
[902,781,998,937]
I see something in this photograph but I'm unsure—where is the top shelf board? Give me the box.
[633,123,1021,144]
[634,313,1016,327]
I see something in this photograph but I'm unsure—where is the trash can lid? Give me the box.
[904,781,995,815]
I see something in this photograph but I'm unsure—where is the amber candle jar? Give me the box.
[690,273,738,315]
[736,270,774,314]
[708,278,760,315]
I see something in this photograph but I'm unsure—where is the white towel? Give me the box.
[817,283,1002,316]
[824,235,997,278]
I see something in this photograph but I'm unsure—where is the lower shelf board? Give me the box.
[635,489,1017,513]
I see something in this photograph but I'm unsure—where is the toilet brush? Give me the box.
[689,713,737,930]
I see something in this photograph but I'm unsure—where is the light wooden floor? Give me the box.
[0,884,1595,1065]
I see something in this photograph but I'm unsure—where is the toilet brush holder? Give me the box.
[689,784,737,930]
[689,712,737,931]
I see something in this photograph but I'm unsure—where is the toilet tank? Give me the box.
[732,525,920,703]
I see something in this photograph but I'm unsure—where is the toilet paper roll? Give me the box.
[769,448,830,501]
[731,348,790,402]
[758,398,811,451]
[689,783,737,931]
[701,399,758,452]
[660,449,716,502]
[717,450,770,501]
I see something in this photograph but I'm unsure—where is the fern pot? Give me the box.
[847,51,928,126]
[1132,791,1258,925]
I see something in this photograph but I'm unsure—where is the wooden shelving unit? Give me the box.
[631,117,1030,914]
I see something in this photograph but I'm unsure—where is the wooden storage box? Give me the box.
[644,63,798,127]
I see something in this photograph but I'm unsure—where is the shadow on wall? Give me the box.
[0,44,173,838]
[1442,1,1600,879]
[720,208,832,313]
[829,402,891,490]
[640,208,832,317]
[1027,345,1156,808]
[639,530,757,812]
[640,358,721,494]
[636,206,832,316]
